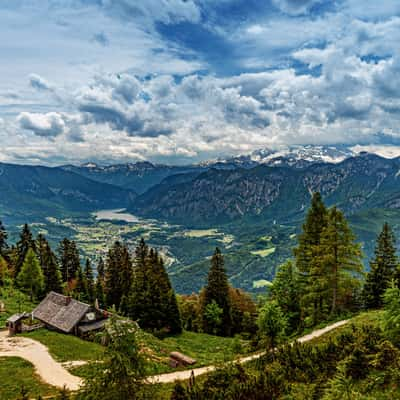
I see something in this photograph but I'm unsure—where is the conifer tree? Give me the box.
[0,220,8,257]
[95,277,106,308]
[202,248,232,336]
[84,259,95,302]
[320,207,363,315]
[58,238,80,283]
[97,257,105,281]
[294,192,328,324]
[37,234,62,294]
[75,264,88,301]
[105,241,133,309]
[17,248,44,301]
[15,224,35,277]
[128,240,182,333]
[363,223,398,309]
[270,260,301,333]
[0,255,10,286]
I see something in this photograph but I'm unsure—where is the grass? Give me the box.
[184,229,219,238]
[21,329,104,362]
[0,357,57,400]
[252,279,272,289]
[0,286,37,328]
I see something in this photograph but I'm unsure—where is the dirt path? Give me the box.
[0,319,349,390]
[0,330,82,391]
[149,319,349,384]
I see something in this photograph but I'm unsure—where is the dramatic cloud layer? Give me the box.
[1,0,400,165]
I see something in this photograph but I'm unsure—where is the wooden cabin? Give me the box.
[32,291,107,336]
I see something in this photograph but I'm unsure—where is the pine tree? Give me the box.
[202,248,232,336]
[320,207,363,315]
[105,241,133,309]
[17,248,44,301]
[294,192,328,325]
[363,223,399,309]
[58,238,80,283]
[84,259,95,302]
[270,260,301,333]
[95,277,106,308]
[15,224,35,277]
[128,240,182,333]
[97,257,105,281]
[0,220,8,257]
[0,254,11,286]
[37,234,63,294]
[75,264,88,301]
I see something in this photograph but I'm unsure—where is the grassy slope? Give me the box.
[0,286,37,328]
[0,357,57,400]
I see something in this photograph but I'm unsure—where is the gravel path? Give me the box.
[0,330,82,391]
[0,319,349,389]
[149,319,349,384]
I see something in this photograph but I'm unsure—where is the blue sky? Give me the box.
[1,0,400,165]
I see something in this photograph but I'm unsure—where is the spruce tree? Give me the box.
[105,241,133,309]
[270,260,301,333]
[320,207,363,315]
[58,238,80,283]
[15,224,35,277]
[363,223,398,309]
[97,257,105,281]
[95,277,106,308]
[37,235,62,294]
[202,248,232,336]
[84,259,95,302]
[75,264,88,301]
[17,248,44,301]
[294,192,328,325]
[0,255,10,286]
[0,220,8,257]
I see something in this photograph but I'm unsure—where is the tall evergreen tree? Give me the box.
[84,259,95,302]
[15,224,35,277]
[17,248,44,301]
[320,207,363,315]
[0,255,10,286]
[202,248,232,336]
[0,220,8,257]
[58,238,80,283]
[105,241,133,309]
[270,260,301,333]
[75,264,88,301]
[37,234,62,294]
[97,257,105,281]
[363,223,398,309]
[294,192,328,324]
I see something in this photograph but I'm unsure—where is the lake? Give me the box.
[94,209,139,223]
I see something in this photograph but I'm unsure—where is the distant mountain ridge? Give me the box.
[130,153,400,226]
[0,162,135,224]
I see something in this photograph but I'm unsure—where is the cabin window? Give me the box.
[86,312,96,321]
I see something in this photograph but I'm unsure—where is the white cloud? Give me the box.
[17,112,66,137]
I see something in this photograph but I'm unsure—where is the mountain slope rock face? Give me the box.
[131,154,400,225]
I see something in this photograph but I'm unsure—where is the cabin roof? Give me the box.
[32,292,90,333]
[78,319,107,334]
[7,312,28,324]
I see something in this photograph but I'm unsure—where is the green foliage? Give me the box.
[363,222,399,309]
[203,300,223,335]
[0,254,11,286]
[128,239,182,334]
[257,300,287,348]
[269,260,300,333]
[84,258,95,302]
[77,315,149,400]
[0,219,8,256]
[17,248,44,301]
[15,224,35,277]
[58,238,81,283]
[202,248,232,336]
[382,284,400,346]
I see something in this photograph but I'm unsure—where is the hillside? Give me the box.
[131,154,400,225]
[0,162,136,224]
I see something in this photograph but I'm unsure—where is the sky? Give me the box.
[1,0,400,165]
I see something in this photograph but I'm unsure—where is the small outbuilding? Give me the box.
[32,291,107,336]
[169,351,197,368]
[6,312,28,335]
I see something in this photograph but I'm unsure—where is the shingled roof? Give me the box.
[33,292,90,333]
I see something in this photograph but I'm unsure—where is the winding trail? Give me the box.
[0,319,349,390]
